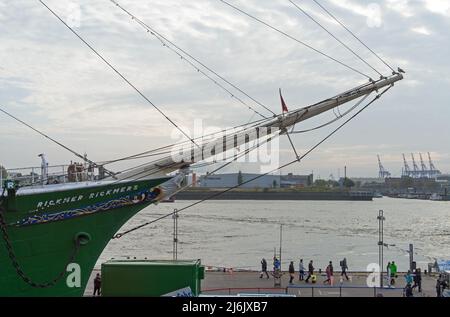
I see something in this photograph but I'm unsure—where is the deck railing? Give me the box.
[201,285,405,297]
[1,164,97,188]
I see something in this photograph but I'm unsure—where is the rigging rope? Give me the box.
[101,116,272,166]
[288,0,383,77]
[113,133,278,239]
[38,0,200,149]
[217,0,372,79]
[291,93,370,134]
[113,84,393,239]
[106,128,280,189]
[0,105,116,178]
[109,0,275,118]
[312,0,396,73]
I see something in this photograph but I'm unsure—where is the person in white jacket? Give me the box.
[299,259,305,281]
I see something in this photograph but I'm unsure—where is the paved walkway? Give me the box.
[85,269,439,297]
[200,271,438,297]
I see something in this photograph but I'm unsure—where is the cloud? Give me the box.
[423,0,450,16]
[411,26,431,35]
[385,0,415,17]
[0,0,449,176]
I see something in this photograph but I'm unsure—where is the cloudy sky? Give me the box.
[0,0,449,178]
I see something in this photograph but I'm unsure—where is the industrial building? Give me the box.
[198,172,313,189]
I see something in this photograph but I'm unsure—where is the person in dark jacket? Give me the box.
[404,283,413,297]
[305,260,314,283]
[436,280,441,297]
[340,258,349,281]
[93,273,101,296]
[260,258,269,279]
[412,268,422,292]
[289,261,295,284]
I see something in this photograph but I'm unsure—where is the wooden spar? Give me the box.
[109,73,403,181]
[264,73,403,131]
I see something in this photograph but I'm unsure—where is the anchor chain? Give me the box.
[0,190,81,288]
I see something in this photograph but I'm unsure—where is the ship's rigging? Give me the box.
[2,0,404,238]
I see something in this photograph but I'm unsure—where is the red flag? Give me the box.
[279,88,288,113]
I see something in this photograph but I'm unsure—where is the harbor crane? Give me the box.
[419,153,428,178]
[402,152,441,178]
[411,153,421,178]
[377,155,391,178]
[402,153,412,177]
[428,152,441,178]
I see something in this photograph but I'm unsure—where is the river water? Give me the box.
[98,198,450,272]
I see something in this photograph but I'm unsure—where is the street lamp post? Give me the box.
[377,210,385,287]
[172,209,179,261]
[279,224,283,272]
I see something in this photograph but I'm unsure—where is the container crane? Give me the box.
[377,155,391,178]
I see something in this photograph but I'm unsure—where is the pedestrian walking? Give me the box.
[405,270,413,286]
[299,259,305,281]
[436,278,442,297]
[340,258,349,281]
[404,283,413,297]
[440,275,448,295]
[260,258,269,279]
[93,273,101,296]
[289,261,295,284]
[386,262,391,287]
[305,260,314,283]
[323,261,334,285]
[273,257,281,272]
[412,268,422,293]
[390,261,398,285]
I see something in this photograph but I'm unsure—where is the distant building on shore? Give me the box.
[198,172,313,189]
[350,177,385,187]
[280,173,313,188]
[436,174,450,183]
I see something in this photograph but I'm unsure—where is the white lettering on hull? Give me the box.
[35,185,139,211]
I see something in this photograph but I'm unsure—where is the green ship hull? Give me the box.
[0,177,171,296]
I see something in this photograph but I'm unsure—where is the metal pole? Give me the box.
[409,244,414,272]
[381,211,384,287]
[279,224,283,272]
[175,209,178,260]
[172,209,179,261]
[377,210,385,287]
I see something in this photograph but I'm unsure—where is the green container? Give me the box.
[101,259,205,297]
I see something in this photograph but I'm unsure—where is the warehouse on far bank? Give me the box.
[198,172,313,189]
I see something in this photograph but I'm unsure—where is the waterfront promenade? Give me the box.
[200,271,437,297]
[85,269,439,297]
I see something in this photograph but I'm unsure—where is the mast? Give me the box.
[108,74,403,181]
